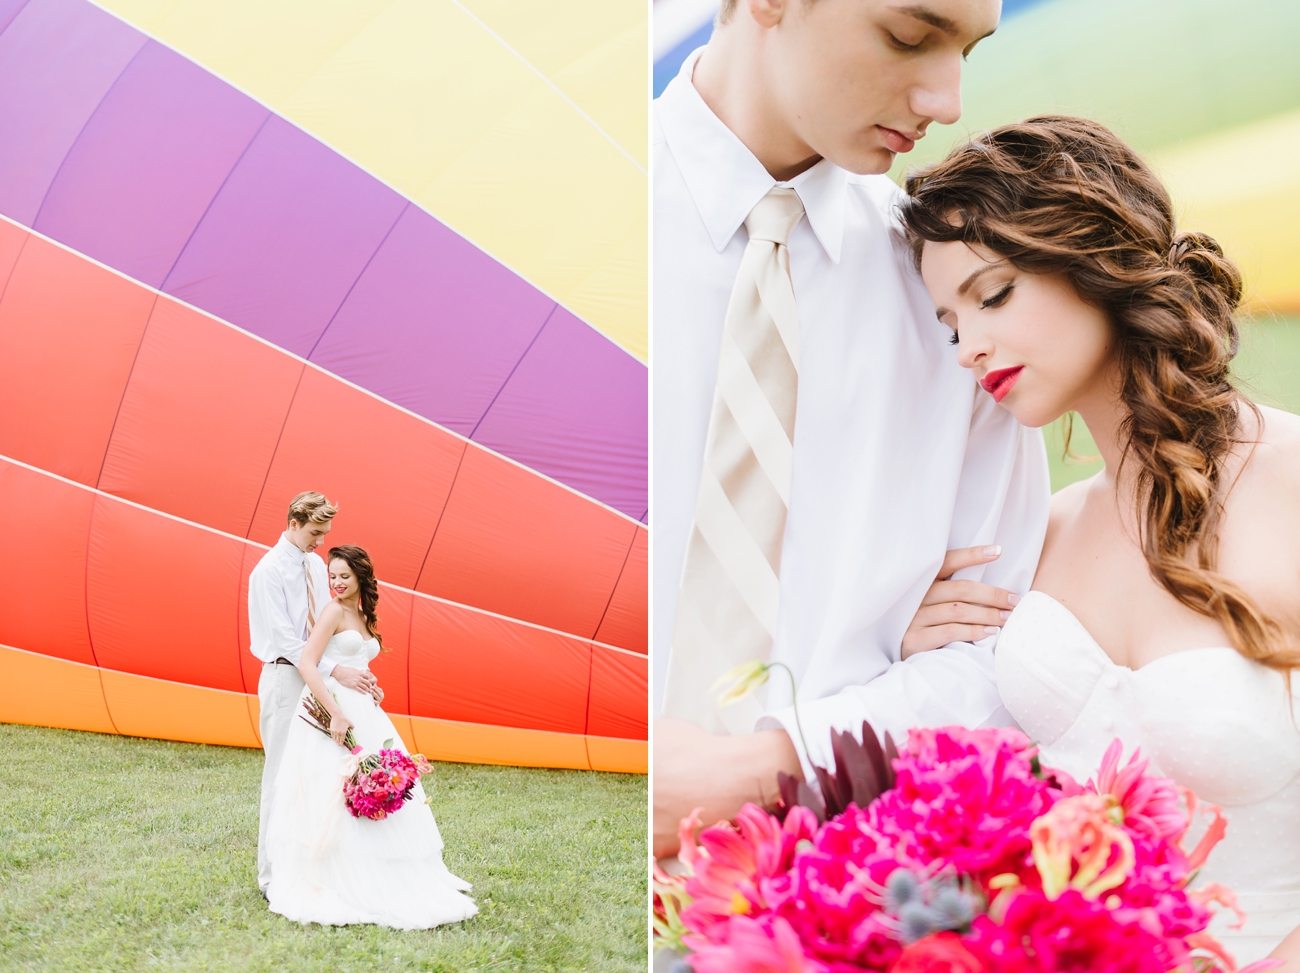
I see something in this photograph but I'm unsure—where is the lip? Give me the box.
[877,126,916,154]
[980,366,1024,403]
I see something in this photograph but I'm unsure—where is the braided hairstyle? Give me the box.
[327,545,384,650]
[900,115,1299,676]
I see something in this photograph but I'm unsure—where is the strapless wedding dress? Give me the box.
[996,591,1300,964]
[265,629,477,929]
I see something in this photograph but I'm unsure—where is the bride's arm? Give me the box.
[1268,925,1300,968]
[296,603,353,745]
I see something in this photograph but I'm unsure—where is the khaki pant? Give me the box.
[257,661,305,893]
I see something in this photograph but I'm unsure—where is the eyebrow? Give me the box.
[888,4,998,43]
[888,4,959,36]
[933,261,1011,319]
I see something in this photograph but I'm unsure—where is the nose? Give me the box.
[910,54,963,128]
[956,330,993,371]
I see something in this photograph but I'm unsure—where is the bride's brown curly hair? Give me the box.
[328,545,385,650]
[900,114,1299,675]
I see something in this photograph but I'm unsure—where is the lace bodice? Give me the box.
[996,591,1300,962]
[322,629,380,672]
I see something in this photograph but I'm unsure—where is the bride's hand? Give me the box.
[369,685,384,704]
[329,711,354,746]
[900,546,1021,659]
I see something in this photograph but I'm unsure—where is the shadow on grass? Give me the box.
[0,723,647,973]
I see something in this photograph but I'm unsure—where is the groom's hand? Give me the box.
[901,546,1021,659]
[331,664,378,695]
[653,719,801,858]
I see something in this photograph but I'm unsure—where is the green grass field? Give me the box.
[0,723,646,973]
[1045,315,1300,492]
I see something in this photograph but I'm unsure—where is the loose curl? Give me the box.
[900,115,1300,676]
[328,545,385,650]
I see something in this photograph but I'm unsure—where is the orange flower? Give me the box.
[1031,794,1135,899]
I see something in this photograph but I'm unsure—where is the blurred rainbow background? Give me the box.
[655,0,1300,489]
[1,0,647,771]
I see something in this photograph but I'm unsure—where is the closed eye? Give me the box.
[948,330,959,346]
[887,31,923,51]
[982,283,1013,309]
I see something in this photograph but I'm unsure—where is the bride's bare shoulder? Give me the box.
[1238,404,1300,487]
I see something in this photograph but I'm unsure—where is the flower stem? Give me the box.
[766,661,812,766]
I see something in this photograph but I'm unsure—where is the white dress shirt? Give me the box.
[248,533,335,677]
[653,49,1052,777]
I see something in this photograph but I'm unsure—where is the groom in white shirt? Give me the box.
[654,0,1050,855]
[248,491,380,894]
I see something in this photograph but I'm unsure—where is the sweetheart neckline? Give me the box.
[1019,590,1239,675]
[330,629,378,644]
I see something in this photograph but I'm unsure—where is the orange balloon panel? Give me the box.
[587,737,648,774]
[408,714,590,771]
[246,366,465,589]
[1,645,644,771]
[419,445,639,640]
[0,232,154,486]
[0,644,117,735]
[86,496,246,692]
[0,459,97,665]
[409,596,591,735]
[595,526,648,654]
[587,648,648,740]
[97,298,303,537]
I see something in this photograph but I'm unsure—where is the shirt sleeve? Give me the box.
[757,395,1051,779]
[247,561,334,679]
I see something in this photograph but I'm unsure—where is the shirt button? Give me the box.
[1101,672,1120,690]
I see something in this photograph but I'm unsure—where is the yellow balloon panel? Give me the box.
[458,0,647,165]
[1152,109,1300,311]
[94,0,648,360]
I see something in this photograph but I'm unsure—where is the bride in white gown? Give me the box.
[901,116,1300,967]
[265,544,477,929]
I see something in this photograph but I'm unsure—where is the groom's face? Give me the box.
[287,517,332,554]
[761,0,1001,175]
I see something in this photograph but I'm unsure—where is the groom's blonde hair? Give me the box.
[286,491,338,527]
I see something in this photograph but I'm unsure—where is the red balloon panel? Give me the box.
[594,526,647,654]
[0,458,97,665]
[97,298,303,537]
[0,231,154,485]
[408,596,590,735]
[86,497,245,692]
[418,446,638,640]
[367,584,413,719]
[0,217,23,288]
[248,366,465,589]
[236,543,261,696]
[587,648,648,740]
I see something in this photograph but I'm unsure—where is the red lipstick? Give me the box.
[980,366,1024,403]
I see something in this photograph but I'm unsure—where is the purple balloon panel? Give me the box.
[35,41,268,289]
[310,206,554,437]
[0,0,30,35]
[0,0,143,225]
[0,0,648,518]
[473,308,648,519]
[162,116,408,357]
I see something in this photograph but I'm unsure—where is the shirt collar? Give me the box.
[276,532,307,563]
[656,46,847,263]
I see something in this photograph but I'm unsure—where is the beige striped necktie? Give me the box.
[304,556,318,634]
[663,187,805,734]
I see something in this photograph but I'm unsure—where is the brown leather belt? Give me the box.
[270,657,296,666]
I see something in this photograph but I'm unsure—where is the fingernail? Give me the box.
[1000,610,1010,620]
[1007,593,1021,606]
[984,626,1000,635]
[983,545,1002,557]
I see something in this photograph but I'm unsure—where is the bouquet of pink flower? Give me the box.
[655,723,1279,973]
[299,693,433,820]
